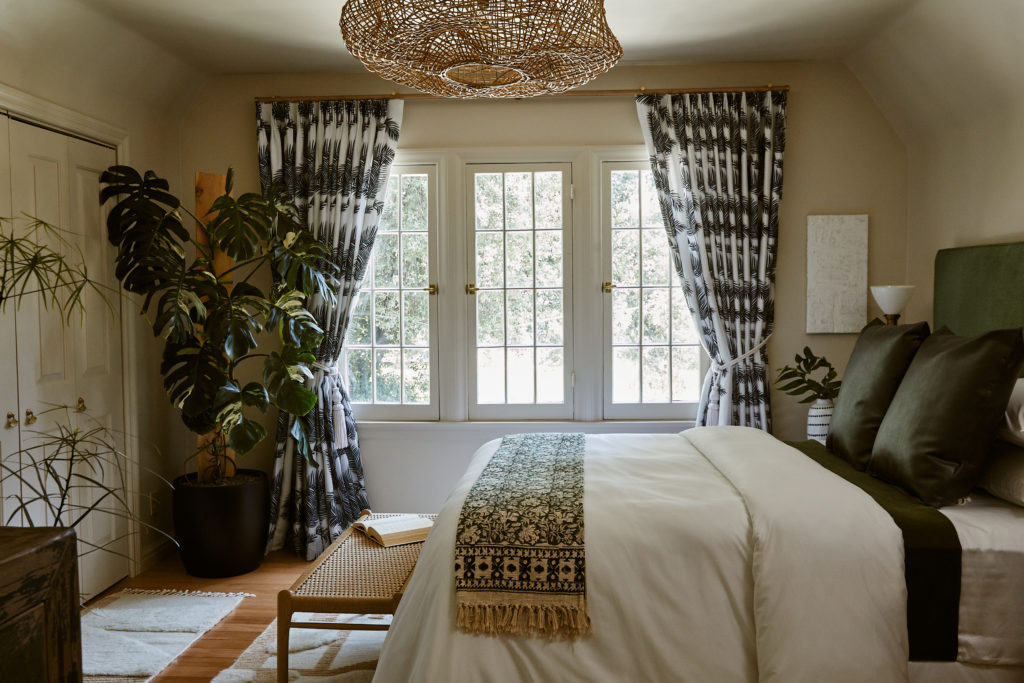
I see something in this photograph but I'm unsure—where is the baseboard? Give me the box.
[136,538,176,575]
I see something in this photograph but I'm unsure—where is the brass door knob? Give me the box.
[76,397,87,412]
[24,409,37,425]
[4,412,17,429]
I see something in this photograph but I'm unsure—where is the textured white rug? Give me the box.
[213,614,388,682]
[82,588,252,682]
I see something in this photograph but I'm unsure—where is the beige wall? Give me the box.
[181,61,907,450]
[848,0,1024,324]
[0,0,201,559]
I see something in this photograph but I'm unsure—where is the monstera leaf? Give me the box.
[273,229,339,304]
[205,189,275,262]
[160,339,229,435]
[203,282,270,361]
[263,344,317,416]
[100,166,189,304]
[267,287,324,349]
[150,268,221,343]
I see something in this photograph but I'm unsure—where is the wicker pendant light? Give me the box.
[340,0,623,99]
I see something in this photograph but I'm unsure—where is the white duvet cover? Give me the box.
[374,426,909,682]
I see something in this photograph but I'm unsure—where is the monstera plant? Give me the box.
[100,165,338,576]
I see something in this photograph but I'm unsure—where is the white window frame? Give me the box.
[465,162,575,420]
[346,162,441,421]
[599,159,708,420]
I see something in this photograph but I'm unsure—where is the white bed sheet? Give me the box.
[941,492,1024,666]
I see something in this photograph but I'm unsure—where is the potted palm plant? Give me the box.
[775,347,841,442]
[99,166,338,577]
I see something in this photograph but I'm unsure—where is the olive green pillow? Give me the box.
[827,320,931,470]
[868,327,1024,507]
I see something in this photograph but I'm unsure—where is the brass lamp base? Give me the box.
[883,313,901,326]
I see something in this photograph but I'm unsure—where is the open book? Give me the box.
[352,510,433,547]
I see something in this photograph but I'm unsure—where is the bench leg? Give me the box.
[277,590,291,683]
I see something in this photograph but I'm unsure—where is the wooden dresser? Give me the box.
[0,527,82,682]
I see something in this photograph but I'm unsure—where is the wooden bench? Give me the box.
[276,513,435,682]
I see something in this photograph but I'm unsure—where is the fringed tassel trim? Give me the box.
[119,588,255,598]
[456,603,592,640]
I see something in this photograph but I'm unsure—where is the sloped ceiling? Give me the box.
[846,0,1024,147]
[75,0,914,74]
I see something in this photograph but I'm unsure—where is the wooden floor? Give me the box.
[93,549,310,682]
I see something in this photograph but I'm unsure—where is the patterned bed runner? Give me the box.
[454,432,590,640]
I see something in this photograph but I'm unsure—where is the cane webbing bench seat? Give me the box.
[276,513,435,682]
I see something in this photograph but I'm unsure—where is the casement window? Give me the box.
[466,164,574,420]
[345,152,704,423]
[344,165,439,419]
[601,161,705,419]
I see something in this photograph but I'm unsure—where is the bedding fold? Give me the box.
[789,438,961,661]
[683,427,909,683]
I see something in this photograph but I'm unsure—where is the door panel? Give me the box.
[0,114,21,527]
[8,121,127,599]
[67,137,124,600]
[9,121,74,529]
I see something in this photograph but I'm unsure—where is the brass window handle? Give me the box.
[465,283,478,295]
[422,284,438,295]
[4,412,17,429]
[602,281,616,293]
[25,409,37,425]
[76,397,87,412]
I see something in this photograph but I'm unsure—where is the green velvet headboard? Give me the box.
[934,242,1024,341]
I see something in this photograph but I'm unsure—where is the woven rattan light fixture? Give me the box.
[339,0,623,98]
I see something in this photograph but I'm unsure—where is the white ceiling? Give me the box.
[75,0,917,75]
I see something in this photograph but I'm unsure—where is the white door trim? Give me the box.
[0,84,143,577]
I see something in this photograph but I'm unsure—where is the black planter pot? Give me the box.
[172,469,269,578]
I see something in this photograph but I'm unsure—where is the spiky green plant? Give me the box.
[0,404,175,558]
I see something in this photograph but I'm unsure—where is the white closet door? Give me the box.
[9,120,75,529]
[68,137,125,599]
[0,114,21,527]
[9,120,127,599]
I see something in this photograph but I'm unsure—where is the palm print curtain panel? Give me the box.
[256,99,403,560]
[636,91,787,430]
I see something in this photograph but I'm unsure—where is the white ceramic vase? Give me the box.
[806,398,834,443]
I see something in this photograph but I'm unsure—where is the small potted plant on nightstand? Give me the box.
[775,347,841,442]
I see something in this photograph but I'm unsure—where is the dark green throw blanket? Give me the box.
[789,440,961,661]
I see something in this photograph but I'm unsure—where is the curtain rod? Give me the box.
[254,84,789,103]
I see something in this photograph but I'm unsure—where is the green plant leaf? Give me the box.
[276,379,318,416]
[228,417,266,455]
[206,191,274,261]
[241,382,270,411]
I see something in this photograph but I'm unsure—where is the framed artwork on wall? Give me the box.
[806,214,868,333]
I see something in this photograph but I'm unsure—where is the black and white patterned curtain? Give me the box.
[636,91,787,430]
[256,99,403,560]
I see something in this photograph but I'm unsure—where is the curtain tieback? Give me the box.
[711,335,772,374]
[312,361,349,450]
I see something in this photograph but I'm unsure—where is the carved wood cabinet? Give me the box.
[0,527,82,682]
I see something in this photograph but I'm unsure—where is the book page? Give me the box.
[367,515,433,535]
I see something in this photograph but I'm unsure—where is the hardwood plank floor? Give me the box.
[92,549,310,682]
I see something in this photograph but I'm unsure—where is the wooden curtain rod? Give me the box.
[254,84,789,103]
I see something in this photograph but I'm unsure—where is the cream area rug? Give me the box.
[212,613,389,682]
[82,588,252,682]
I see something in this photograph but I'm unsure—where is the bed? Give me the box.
[374,243,1024,683]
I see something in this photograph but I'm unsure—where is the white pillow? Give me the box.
[980,441,1024,507]
[998,378,1024,447]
